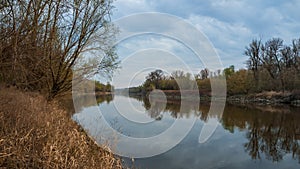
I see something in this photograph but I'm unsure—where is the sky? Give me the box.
[107,0,300,88]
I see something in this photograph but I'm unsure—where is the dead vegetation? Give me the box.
[0,86,122,168]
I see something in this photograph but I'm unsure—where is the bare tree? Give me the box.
[199,68,209,79]
[245,37,300,91]
[262,38,285,90]
[0,0,118,100]
[245,39,262,88]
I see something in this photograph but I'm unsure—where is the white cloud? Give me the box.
[112,49,197,88]
[188,15,254,68]
[112,0,152,18]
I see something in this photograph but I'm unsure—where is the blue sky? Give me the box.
[108,0,300,88]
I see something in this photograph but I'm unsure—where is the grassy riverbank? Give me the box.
[0,86,122,168]
[128,89,300,106]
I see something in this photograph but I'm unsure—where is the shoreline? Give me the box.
[127,90,300,107]
[226,92,300,107]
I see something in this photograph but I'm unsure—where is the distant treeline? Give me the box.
[75,80,114,93]
[129,37,300,95]
[95,81,114,93]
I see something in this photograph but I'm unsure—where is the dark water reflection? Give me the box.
[73,95,300,169]
[223,104,300,163]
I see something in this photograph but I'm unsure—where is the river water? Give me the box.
[73,94,300,169]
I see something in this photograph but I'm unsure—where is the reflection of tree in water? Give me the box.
[96,94,113,104]
[129,95,300,163]
[222,104,300,163]
[131,96,206,120]
[72,94,114,113]
[146,99,165,120]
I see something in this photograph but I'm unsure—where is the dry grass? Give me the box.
[0,86,123,169]
[255,91,291,98]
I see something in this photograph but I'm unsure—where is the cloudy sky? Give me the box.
[108,0,300,88]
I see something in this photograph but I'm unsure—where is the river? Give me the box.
[73,94,300,169]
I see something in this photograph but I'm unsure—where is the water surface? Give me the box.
[73,95,300,169]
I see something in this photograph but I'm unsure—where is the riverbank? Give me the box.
[227,91,300,106]
[0,86,122,168]
[128,90,300,106]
